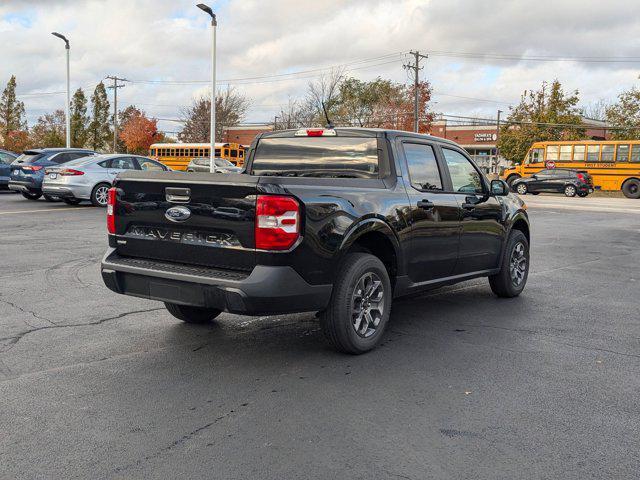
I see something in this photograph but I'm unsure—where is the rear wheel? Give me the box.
[21,192,42,200]
[515,183,528,195]
[564,185,577,197]
[63,198,82,205]
[91,183,110,207]
[489,230,529,298]
[577,190,589,198]
[43,194,59,202]
[320,253,391,354]
[164,303,221,324]
[622,178,640,199]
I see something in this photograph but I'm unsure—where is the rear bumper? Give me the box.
[9,180,40,193]
[42,185,78,199]
[100,249,332,315]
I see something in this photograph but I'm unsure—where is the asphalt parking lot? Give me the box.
[1,190,639,479]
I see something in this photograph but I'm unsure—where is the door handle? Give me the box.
[461,202,477,210]
[417,200,435,210]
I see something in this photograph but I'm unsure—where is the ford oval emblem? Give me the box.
[165,206,191,222]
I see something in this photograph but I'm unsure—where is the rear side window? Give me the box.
[251,137,379,178]
[138,159,165,171]
[402,143,442,191]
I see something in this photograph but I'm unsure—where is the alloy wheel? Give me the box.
[565,185,576,197]
[509,242,527,286]
[351,272,385,338]
[95,186,109,206]
[516,184,527,195]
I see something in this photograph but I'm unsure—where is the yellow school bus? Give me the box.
[501,140,640,198]
[149,142,246,171]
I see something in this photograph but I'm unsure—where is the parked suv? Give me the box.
[512,168,593,197]
[9,148,96,200]
[0,149,19,189]
[101,128,530,354]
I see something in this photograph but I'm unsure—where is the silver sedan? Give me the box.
[42,154,169,207]
[186,157,242,173]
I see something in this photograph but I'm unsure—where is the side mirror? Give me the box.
[531,174,538,179]
[491,179,509,196]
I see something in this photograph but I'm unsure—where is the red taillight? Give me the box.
[576,173,584,181]
[255,195,300,250]
[22,165,43,171]
[306,129,324,137]
[107,187,117,234]
[294,128,337,137]
[59,168,85,176]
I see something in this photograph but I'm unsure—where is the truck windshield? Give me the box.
[251,137,379,178]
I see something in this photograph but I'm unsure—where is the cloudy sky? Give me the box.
[1,0,639,135]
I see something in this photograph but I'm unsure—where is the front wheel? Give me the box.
[91,183,111,207]
[164,303,221,324]
[320,253,391,354]
[515,183,528,195]
[564,185,577,197]
[21,192,42,200]
[489,230,529,298]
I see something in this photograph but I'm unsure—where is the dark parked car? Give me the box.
[512,168,593,197]
[101,127,530,354]
[0,149,19,189]
[9,148,96,201]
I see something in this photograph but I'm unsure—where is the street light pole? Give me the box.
[197,3,217,173]
[52,32,70,148]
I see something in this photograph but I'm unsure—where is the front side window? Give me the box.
[252,136,379,178]
[442,148,483,194]
[617,144,629,162]
[402,143,442,191]
[601,145,614,162]
[546,146,560,160]
[587,145,600,161]
[573,145,586,161]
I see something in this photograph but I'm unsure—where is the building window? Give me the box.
[573,145,585,161]
[587,145,600,162]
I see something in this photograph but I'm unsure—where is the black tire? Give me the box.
[63,198,82,205]
[43,194,59,202]
[91,183,111,207]
[164,303,221,324]
[506,175,520,188]
[515,183,528,195]
[489,230,529,298]
[320,253,391,354]
[577,191,588,198]
[564,184,577,197]
[21,191,42,200]
[622,179,640,199]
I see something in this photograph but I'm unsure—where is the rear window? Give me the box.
[251,137,379,178]
[12,152,44,164]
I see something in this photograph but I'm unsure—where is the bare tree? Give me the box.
[582,99,610,121]
[306,68,344,124]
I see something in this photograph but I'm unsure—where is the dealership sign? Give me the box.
[474,133,497,142]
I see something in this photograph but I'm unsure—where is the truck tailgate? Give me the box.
[112,171,258,272]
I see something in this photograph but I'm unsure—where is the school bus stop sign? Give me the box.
[546,161,556,169]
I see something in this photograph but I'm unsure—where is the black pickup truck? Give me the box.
[101,127,530,354]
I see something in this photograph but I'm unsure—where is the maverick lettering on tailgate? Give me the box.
[126,226,241,248]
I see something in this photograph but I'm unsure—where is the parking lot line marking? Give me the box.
[0,207,91,216]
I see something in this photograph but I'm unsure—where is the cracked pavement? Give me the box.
[1,191,639,479]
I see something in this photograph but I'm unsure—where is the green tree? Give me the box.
[498,80,585,164]
[605,87,640,140]
[30,110,66,147]
[87,82,111,151]
[0,75,27,147]
[70,88,89,148]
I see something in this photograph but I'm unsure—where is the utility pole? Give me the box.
[404,51,428,132]
[106,76,127,153]
[495,109,502,174]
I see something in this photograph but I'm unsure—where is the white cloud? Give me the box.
[1,0,639,133]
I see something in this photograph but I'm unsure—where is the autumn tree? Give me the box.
[497,80,584,164]
[87,82,111,151]
[179,87,249,142]
[4,130,30,152]
[0,75,27,148]
[70,88,89,148]
[30,110,66,147]
[119,109,159,154]
[605,87,640,140]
